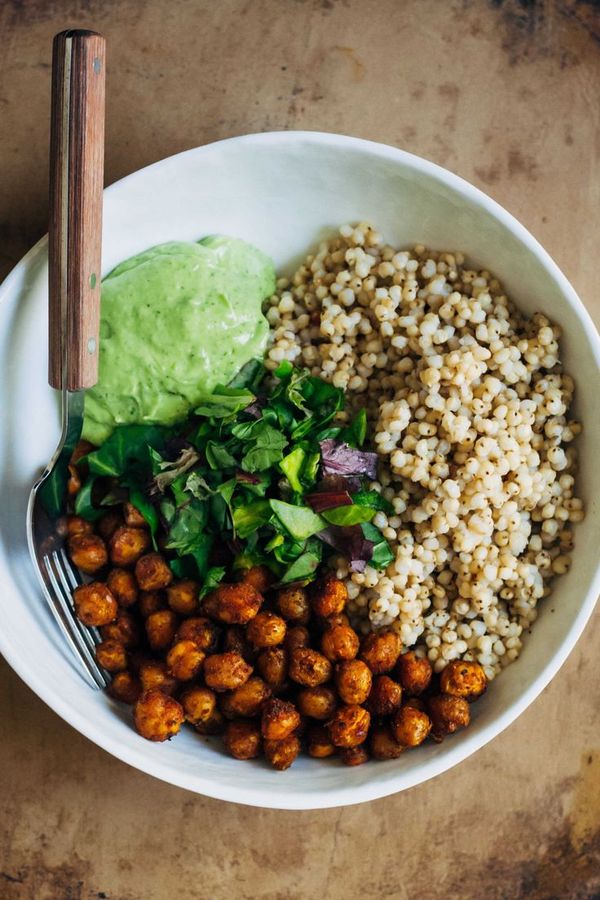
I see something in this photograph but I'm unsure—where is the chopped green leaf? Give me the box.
[86,425,167,477]
[195,385,256,418]
[165,500,209,554]
[74,476,103,522]
[361,522,395,570]
[279,446,306,492]
[351,490,394,514]
[279,541,322,585]
[205,441,238,470]
[199,566,226,598]
[341,408,367,447]
[227,358,265,391]
[322,505,376,526]
[232,500,271,539]
[269,499,326,541]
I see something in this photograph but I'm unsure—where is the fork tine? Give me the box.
[52,551,103,655]
[43,554,109,688]
[58,548,103,644]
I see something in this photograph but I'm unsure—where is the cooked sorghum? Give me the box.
[264,223,584,681]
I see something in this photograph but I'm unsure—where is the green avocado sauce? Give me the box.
[82,236,275,445]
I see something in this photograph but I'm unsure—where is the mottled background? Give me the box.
[1,1,599,898]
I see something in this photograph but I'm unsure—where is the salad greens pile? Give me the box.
[71,361,395,594]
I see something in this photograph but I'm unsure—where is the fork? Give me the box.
[27,30,108,690]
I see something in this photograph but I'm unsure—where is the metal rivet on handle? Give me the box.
[87,337,96,354]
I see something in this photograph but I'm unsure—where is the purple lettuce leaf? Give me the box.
[319,439,378,480]
[306,490,352,512]
[317,525,375,572]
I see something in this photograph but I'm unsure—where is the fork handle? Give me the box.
[48,30,105,391]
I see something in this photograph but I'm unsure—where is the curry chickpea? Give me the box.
[276,586,310,624]
[321,624,360,662]
[123,502,147,528]
[166,640,205,681]
[177,616,220,653]
[145,609,178,652]
[223,719,262,760]
[139,660,178,695]
[360,631,401,674]
[134,690,184,742]
[109,526,150,567]
[392,706,432,747]
[261,698,301,741]
[220,676,271,719]
[310,573,348,619]
[108,671,141,705]
[284,625,310,653]
[135,553,173,591]
[70,439,94,465]
[66,463,81,497]
[246,611,287,648]
[65,515,93,538]
[138,590,166,618]
[97,511,123,542]
[327,704,371,749]
[68,534,108,575]
[166,579,199,616]
[107,568,138,607]
[180,686,217,726]
[203,582,263,625]
[289,648,332,687]
[101,610,141,648]
[223,626,257,663]
[204,652,253,692]
[256,647,288,691]
[440,660,487,700]
[367,675,403,717]
[195,708,226,735]
[335,659,372,705]
[264,735,301,771]
[95,639,127,673]
[370,724,405,760]
[240,565,273,594]
[339,745,369,767]
[73,582,117,627]
[296,686,337,720]
[395,651,433,696]
[307,725,337,759]
[428,694,470,741]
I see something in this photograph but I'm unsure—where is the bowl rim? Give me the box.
[1,129,599,810]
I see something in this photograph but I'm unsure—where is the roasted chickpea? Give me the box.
[322,612,351,629]
[195,708,226,735]
[428,694,470,741]
[73,582,117,627]
[321,624,360,662]
[339,745,369,767]
[276,586,310,624]
[101,610,141,648]
[264,735,301,771]
[392,705,432,747]
[404,696,427,712]
[177,616,220,653]
[219,677,271,718]
[66,463,81,498]
[327,704,371,748]
[440,660,487,700]
[240,565,273,594]
[139,660,178,695]
[95,639,127,673]
[395,651,433,696]
[164,579,199,616]
[138,590,166,618]
[261,698,301,741]
[223,625,257,663]
[310,573,348,619]
[256,647,288,691]
[97,511,123,542]
[107,568,138,607]
[246,611,287,648]
[145,609,178,651]
[307,724,337,759]
[367,675,403,717]
[166,640,205,681]
[296,686,338,720]
[65,515,93,538]
[180,686,217,726]
[108,671,141,705]
[109,526,150,567]
[68,534,108,575]
[360,631,401,674]
[135,553,173,591]
[70,439,94,465]
[203,582,262,625]
[223,720,262,759]
[134,690,184,742]
[335,660,373,705]
[204,652,253,692]
[284,625,310,653]
[370,724,405,760]
[123,501,147,528]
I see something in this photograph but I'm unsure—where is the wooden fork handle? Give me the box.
[48,30,105,391]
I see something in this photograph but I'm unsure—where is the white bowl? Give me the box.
[1,132,598,810]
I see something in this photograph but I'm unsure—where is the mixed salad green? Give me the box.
[69,361,395,594]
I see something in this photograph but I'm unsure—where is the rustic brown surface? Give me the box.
[1,1,599,898]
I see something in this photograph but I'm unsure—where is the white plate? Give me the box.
[1,131,599,809]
